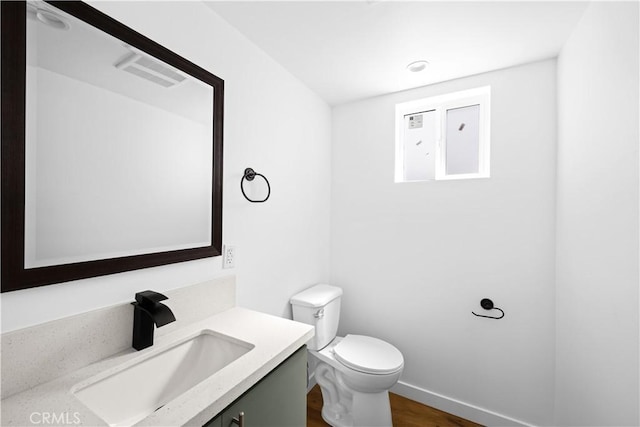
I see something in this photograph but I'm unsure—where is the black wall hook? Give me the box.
[241,167,271,203]
[472,298,505,320]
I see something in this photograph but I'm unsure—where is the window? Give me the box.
[395,86,490,182]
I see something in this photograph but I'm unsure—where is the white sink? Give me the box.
[72,330,254,426]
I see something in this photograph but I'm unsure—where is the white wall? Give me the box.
[331,60,557,426]
[555,2,639,426]
[1,1,331,332]
[27,67,211,267]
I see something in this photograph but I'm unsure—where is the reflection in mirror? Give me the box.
[25,1,213,267]
[1,1,224,291]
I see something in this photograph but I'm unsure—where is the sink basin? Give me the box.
[72,330,254,426]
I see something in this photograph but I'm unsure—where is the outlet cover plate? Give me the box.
[222,245,236,269]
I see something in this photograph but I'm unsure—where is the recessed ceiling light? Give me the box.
[407,60,429,73]
[36,9,70,30]
[26,3,38,19]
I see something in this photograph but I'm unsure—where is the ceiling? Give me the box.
[206,1,589,106]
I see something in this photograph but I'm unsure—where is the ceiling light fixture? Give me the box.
[36,9,70,30]
[407,60,429,73]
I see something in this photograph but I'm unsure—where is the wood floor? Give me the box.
[307,385,483,427]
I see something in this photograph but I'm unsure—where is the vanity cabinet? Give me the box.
[204,346,307,427]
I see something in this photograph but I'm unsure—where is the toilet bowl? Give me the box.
[290,284,404,427]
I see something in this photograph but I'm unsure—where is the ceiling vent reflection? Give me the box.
[115,49,187,88]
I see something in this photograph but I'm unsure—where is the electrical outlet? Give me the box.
[222,245,236,269]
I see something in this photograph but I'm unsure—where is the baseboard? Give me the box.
[391,381,535,427]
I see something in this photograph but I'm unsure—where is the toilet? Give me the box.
[290,284,404,427]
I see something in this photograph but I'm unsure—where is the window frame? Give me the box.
[395,86,491,182]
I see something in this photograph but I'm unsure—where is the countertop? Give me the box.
[0,307,314,426]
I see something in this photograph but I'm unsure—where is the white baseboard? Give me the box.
[391,381,535,427]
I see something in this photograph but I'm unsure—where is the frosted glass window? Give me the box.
[395,86,490,182]
[403,110,437,181]
[446,104,480,175]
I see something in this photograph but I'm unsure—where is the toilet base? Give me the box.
[319,388,392,427]
[315,362,394,427]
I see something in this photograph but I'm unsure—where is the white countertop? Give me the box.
[1,307,314,426]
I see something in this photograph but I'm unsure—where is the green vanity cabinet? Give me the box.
[204,416,222,426]
[204,346,307,427]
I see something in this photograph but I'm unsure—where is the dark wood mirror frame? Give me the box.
[1,1,224,292]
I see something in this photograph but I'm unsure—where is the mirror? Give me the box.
[1,1,224,292]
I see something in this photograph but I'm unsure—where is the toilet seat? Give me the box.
[333,334,403,375]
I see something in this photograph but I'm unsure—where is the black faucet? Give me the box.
[131,290,176,351]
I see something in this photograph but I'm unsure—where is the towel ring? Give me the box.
[472,298,505,320]
[241,167,271,203]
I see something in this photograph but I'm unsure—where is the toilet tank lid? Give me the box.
[290,284,343,308]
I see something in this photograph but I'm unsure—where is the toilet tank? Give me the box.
[290,284,342,351]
